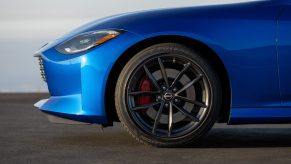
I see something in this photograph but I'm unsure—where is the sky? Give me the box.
[0,0,253,92]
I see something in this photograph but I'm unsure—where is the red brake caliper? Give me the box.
[138,77,153,114]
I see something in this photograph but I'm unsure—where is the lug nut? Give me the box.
[156,96,162,102]
[165,103,169,108]
[162,86,167,91]
[174,99,179,103]
[173,88,177,92]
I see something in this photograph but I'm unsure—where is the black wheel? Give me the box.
[115,43,222,147]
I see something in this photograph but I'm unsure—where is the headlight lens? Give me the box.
[55,30,121,54]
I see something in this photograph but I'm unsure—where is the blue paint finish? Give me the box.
[114,3,282,108]
[35,97,107,123]
[42,49,81,96]
[36,32,144,124]
[34,0,291,125]
[230,107,291,124]
[278,6,291,106]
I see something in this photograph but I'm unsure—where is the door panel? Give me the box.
[278,7,291,106]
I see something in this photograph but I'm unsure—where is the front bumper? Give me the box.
[34,31,143,125]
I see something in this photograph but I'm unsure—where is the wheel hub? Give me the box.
[163,91,174,101]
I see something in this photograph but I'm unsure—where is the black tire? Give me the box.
[115,43,222,147]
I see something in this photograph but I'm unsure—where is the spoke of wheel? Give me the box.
[170,62,191,89]
[128,91,161,96]
[172,103,200,122]
[131,102,161,111]
[175,95,207,108]
[143,65,161,90]
[175,74,203,95]
[152,102,164,134]
[158,58,169,87]
[168,102,173,137]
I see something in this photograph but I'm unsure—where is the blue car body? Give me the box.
[35,0,291,126]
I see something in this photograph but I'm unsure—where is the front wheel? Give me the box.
[115,43,222,147]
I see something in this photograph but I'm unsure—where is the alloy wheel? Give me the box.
[126,54,211,138]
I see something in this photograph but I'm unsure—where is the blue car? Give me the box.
[34,0,291,147]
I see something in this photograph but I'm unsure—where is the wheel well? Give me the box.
[105,35,231,125]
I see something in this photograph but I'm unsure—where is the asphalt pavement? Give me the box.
[0,93,291,164]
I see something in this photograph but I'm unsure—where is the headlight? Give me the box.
[55,30,121,54]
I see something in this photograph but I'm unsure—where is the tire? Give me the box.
[115,43,222,147]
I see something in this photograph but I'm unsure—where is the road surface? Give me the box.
[0,93,291,164]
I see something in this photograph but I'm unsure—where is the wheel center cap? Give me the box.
[163,92,174,101]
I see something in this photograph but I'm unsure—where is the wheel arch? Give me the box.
[105,35,231,125]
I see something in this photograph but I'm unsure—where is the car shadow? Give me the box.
[191,127,291,148]
[51,126,291,149]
